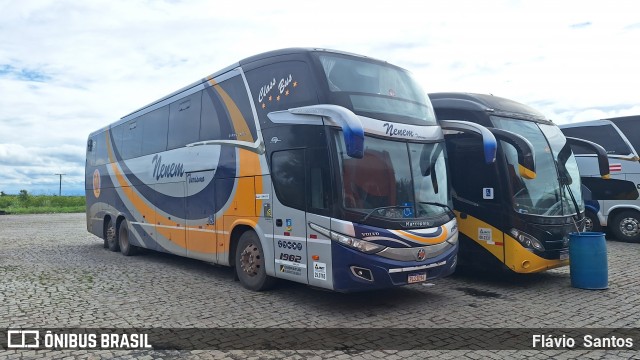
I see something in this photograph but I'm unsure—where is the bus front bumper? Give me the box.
[330,241,458,292]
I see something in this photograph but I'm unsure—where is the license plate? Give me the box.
[408,272,427,284]
[560,252,569,261]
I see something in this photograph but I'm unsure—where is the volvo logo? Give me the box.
[416,248,426,261]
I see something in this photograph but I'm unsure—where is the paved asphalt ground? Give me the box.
[0,213,638,359]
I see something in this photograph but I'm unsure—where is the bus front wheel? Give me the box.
[235,231,276,291]
[584,210,601,232]
[612,210,640,242]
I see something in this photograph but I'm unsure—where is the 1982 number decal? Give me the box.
[280,253,302,263]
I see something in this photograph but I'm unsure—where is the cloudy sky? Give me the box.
[1,0,638,195]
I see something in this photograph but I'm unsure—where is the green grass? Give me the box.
[0,195,85,214]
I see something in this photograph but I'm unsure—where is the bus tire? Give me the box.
[611,210,640,242]
[235,231,276,291]
[584,210,601,232]
[105,218,119,252]
[118,220,137,256]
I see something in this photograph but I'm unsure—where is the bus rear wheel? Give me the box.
[105,218,119,252]
[118,220,138,256]
[612,210,640,242]
[235,231,276,291]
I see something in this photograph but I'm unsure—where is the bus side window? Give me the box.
[561,125,632,156]
[141,105,169,155]
[200,87,222,141]
[244,60,317,125]
[86,137,96,166]
[121,120,142,159]
[612,117,640,153]
[271,150,306,211]
[168,91,202,149]
[306,149,332,215]
[94,134,108,166]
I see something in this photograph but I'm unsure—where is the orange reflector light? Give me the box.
[312,255,320,260]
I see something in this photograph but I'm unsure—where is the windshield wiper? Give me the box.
[360,205,412,222]
[555,143,582,221]
[419,201,453,213]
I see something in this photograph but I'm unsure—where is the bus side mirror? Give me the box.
[565,137,610,179]
[488,128,536,179]
[439,120,497,164]
[289,104,364,158]
[87,139,94,152]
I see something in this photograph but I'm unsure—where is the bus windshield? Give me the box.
[335,132,449,221]
[491,116,584,216]
[315,53,436,126]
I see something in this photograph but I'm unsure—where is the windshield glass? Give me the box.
[335,132,449,220]
[316,53,436,126]
[491,116,584,216]
[539,123,585,214]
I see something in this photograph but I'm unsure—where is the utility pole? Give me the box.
[55,173,66,196]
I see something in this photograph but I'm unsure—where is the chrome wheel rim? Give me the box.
[620,217,640,237]
[106,224,116,244]
[584,217,593,232]
[240,243,262,277]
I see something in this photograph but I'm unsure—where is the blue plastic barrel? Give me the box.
[569,232,608,289]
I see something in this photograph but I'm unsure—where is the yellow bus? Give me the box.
[431,92,609,273]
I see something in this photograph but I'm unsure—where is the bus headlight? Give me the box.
[447,224,459,245]
[309,222,385,254]
[510,228,545,251]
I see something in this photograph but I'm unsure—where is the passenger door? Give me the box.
[446,135,507,264]
[270,149,309,284]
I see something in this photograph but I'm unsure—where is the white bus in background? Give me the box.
[560,116,640,242]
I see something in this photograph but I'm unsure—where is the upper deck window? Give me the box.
[316,54,436,126]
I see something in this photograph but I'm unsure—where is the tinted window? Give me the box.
[94,132,109,165]
[306,149,332,215]
[433,108,493,128]
[446,135,500,203]
[110,123,125,160]
[215,76,257,141]
[582,177,639,200]
[245,61,317,124]
[168,91,202,149]
[86,137,95,166]
[200,87,222,141]
[561,125,632,155]
[317,54,436,125]
[271,150,305,211]
[120,120,142,159]
[610,117,640,153]
[141,106,169,155]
